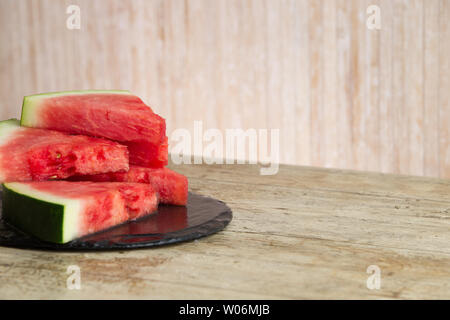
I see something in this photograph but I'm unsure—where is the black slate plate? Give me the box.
[0,192,232,251]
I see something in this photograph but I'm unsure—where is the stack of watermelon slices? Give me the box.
[0,90,188,244]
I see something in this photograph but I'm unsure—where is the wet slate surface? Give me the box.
[0,192,232,251]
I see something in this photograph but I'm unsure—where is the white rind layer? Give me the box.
[3,182,83,243]
[0,119,22,145]
[21,90,132,127]
[0,119,24,181]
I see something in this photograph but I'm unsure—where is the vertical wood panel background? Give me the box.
[0,0,449,178]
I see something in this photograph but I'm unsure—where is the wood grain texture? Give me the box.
[439,0,450,178]
[0,0,449,178]
[1,163,450,299]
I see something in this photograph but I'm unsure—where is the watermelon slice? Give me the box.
[2,181,159,243]
[70,166,188,206]
[0,119,129,182]
[20,90,168,168]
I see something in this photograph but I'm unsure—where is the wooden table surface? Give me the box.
[0,163,449,299]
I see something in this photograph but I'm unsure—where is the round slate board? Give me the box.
[0,192,232,251]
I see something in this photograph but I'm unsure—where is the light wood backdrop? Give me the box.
[0,0,449,178]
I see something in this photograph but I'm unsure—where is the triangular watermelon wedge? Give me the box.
[2,181,159,243]
[21,90,168,168]
[0,119,129,182]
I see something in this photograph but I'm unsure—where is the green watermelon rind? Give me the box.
[2,183,81,244]
[21,90,131,127]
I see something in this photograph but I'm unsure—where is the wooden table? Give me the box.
[1,164,449,299]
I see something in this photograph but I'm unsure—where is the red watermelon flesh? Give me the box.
[124,136,169,168]
[21,91,168,168]
[29,181,159,221]
[70,166,188,206]
[0,119,129,182]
